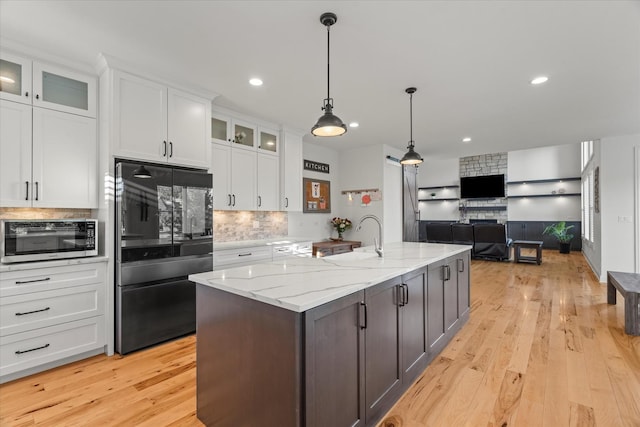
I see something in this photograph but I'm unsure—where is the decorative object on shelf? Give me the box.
[400,87,423,165]
[330,217,352,240]
[311,12,347,137]
[542,221,575,253]
[303,178,331,213]
[234,131,246,144]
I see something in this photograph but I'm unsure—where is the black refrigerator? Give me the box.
[115,160,213,354]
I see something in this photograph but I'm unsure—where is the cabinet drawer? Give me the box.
[0,262,105,297]
[213,246,272,269]
[331,246,352,255]
[0,316,104,378]
[1,284,104,337]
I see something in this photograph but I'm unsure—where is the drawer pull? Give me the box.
[15,343,50,355]
[15,277,51,285]
[238,253,252,257]
[15,307,50,316]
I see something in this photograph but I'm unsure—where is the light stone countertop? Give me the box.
[212,236,313,251]
[0,255,109,272]
[190,242,471,313]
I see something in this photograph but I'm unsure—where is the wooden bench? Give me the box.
[607,271,640,335]
[512,240,543,265]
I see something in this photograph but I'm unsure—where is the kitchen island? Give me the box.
[189,242,471,427]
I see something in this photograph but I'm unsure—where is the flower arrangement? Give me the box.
[331,217,352,239]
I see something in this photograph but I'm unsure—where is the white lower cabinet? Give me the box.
[0,261,106,382]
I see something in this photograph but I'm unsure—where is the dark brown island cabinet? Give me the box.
[195,250,471,427]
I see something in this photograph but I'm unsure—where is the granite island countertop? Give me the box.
[190,241,471,312]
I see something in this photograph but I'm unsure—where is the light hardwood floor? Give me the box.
[1,251,638,426]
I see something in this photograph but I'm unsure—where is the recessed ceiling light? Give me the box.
[249,78,263,86]
[0,75,15,84]
[349,122,359,128]
[462,137,472,143]
[530,76,548,85]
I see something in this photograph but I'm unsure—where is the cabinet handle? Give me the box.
[285,197,289,208]
[25,91,29,98]
[403,284,409,305]
[15,343,50,355]
[15,277,50,285]
[15,307,50,316]
[163,141,167,157]
[396,285,404,307]
[360,302,367,329]
[443,264,451,281]
[258,196,261,207]
[34,182,39,201]
[458,258,464,273]
[238,252,252,257]
[232,194,236,206]
[227,194,232,206]
[25,181,29,200]
[169,141,173,158]
[35,94,40,100]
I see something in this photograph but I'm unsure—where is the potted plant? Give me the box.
[543,221,574,253]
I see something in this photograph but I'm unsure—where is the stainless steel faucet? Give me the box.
[356,214,383,257]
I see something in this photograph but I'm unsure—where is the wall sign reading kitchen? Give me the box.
[304,159,330,174]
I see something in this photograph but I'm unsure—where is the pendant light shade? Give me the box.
[133,164,152,178]
[311,12,347,137]
[400,87,423,165]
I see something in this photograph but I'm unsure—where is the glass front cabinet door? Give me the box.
[32,62,96,118]
[258,128,278,154]
[0,52,96,118]
[0,53,32,105]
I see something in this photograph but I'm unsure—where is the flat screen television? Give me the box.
[460,174,505,199]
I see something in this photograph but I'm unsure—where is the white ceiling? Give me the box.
[1,1,639,159]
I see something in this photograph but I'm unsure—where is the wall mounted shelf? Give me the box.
[460,206,507,211]
[419,198,460,202]
[506,177,580,185]
[507,193,581,199]
[419,185,459,190]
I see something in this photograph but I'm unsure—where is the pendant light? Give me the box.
[133,164,152,178]
[311,12,347,137]
[400,87,424,165]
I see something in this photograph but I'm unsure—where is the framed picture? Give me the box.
[303,178,331,213]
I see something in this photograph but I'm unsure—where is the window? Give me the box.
[581,140,593,172]
[582,170,595,243]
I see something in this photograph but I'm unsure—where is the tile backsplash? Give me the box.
[0,208,93,219]
[214,211,288,242]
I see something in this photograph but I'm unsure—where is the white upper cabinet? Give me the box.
[257,153,279,211]
[280,130,303,211]
[0,52,96,118]
[0,53,31,105]
[113,70,210,169]
[211,143,257,211]
[258,127,279,155]
[0,101,32,207]
[32,108,97,208]
[0,100,97,208]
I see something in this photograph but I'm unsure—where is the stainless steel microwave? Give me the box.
[1,219,98,263]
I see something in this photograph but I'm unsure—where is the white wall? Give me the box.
[507,143,581,221]
[336,144,404,247]
[287,142,340,241]
[582,141,601,279]
[417,157,460,221]
[599,134,639,280]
